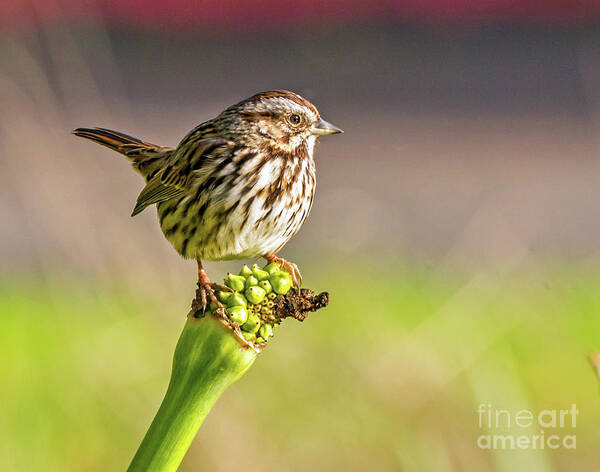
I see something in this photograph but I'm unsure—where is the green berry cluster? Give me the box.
[208,263,293,345]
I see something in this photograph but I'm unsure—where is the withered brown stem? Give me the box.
[272,288,330,321]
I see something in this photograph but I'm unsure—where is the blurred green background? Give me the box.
[2,2,600,471]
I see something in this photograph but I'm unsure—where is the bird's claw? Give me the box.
[210,282,233,293]
[265,255,302,287]
[196,282,224,312]
[196,266,228,317]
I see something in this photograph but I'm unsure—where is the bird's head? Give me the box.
[222,90,342,155]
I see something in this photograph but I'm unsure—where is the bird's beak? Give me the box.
[311,118,343,136]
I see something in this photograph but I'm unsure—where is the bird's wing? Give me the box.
[130,136,232,216]
[131,175,185,216]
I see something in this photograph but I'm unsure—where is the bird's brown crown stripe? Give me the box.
[245,90,319,117]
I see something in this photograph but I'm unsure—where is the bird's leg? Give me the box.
[196,260,231,315]
[264,254,302,287]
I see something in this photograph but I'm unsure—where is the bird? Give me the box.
[73,90,342,312]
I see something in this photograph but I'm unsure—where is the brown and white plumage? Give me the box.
[73,90,342,308]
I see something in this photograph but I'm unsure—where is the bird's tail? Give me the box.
[72,127,172,181]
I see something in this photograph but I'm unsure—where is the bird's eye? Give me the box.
[288,114,301,125]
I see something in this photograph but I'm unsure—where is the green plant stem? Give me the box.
[127,315,257,472]
[127,286,328,471]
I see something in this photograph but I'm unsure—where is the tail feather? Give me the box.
[72,127,172,181]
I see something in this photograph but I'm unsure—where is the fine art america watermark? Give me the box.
[477,404,578,450]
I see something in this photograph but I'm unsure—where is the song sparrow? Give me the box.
[73,90,342,311]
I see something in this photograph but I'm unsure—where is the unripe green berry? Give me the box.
[242,332,256,341]
[225,273,246,292]
[263,262,281,275]
[259,280,272,294]
[241,313,261,333]
[267,292,277,300]
[270,271,292,294]
[226,292,247,308]
[245,275,259,289]
[259,323,273,340]
[217,291,232,303]
[245,285,266,304]
[255,337,266,344]
[251,264,270,281]
[227,305,248,325]
[239,264,253,277]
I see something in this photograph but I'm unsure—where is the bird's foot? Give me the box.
[210,282,233,293]
[196,264,230,316]
[264,254,302,287]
